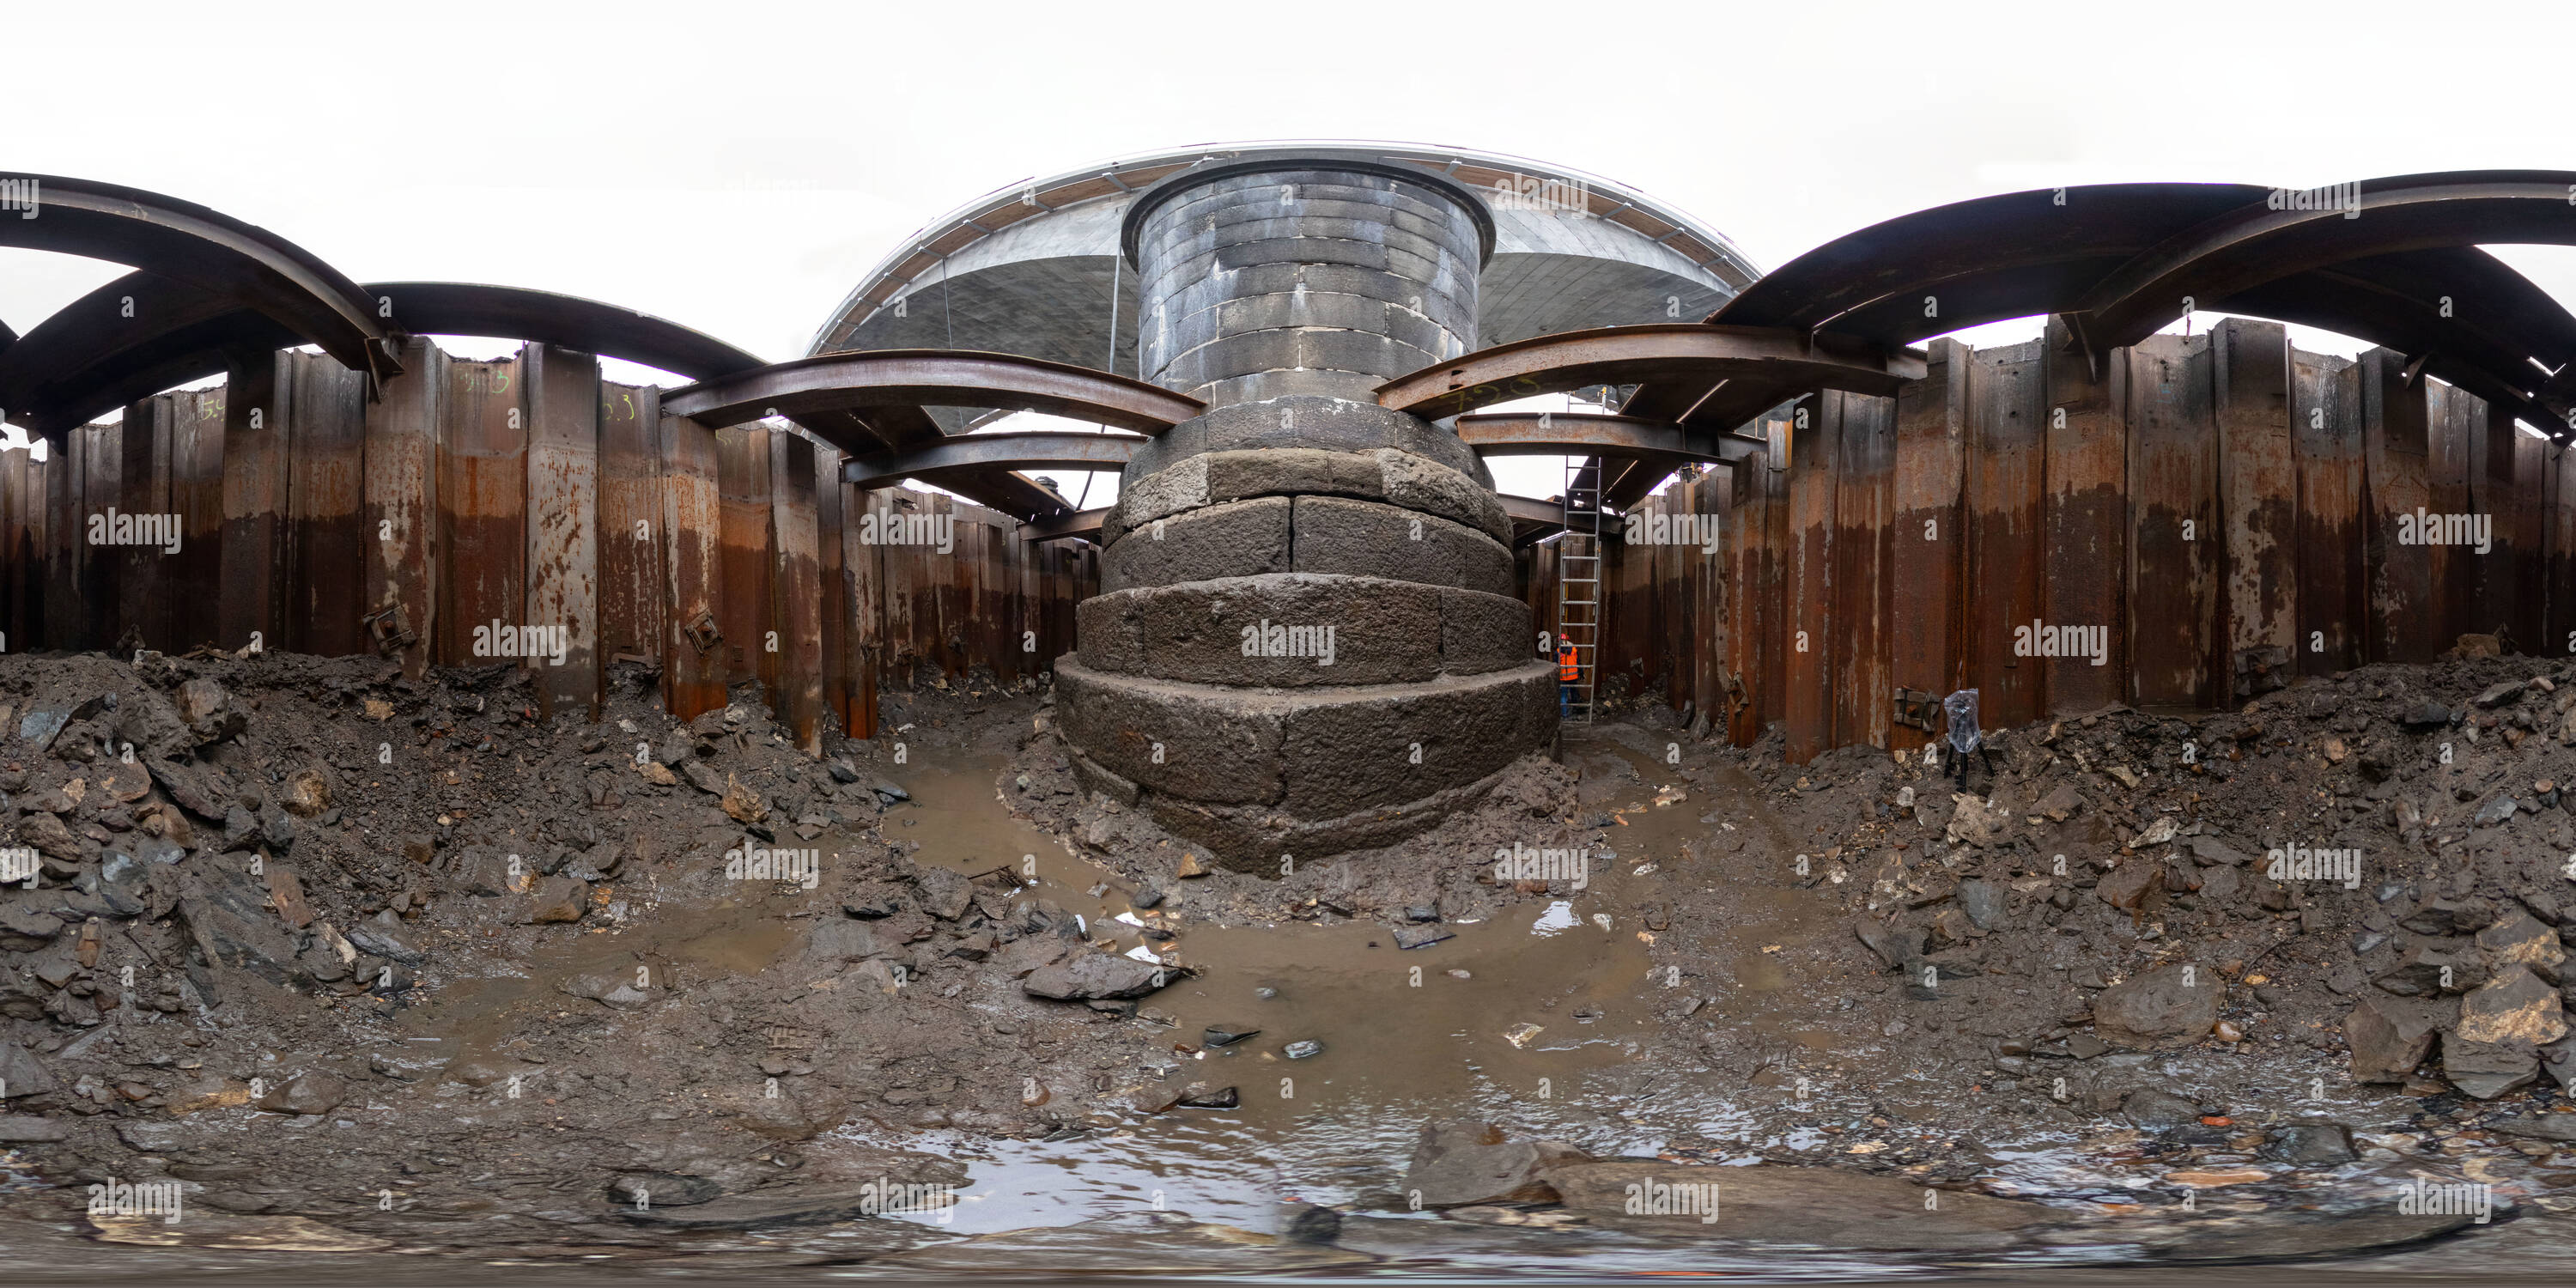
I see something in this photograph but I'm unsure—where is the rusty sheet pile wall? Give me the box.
[1553,319,2574,762]
[0,339,1094,747]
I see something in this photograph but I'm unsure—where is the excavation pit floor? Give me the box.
[3,653,2575,1279]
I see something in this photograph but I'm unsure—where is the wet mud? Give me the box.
[2,648,2573,1279]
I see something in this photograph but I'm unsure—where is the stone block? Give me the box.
[1077,574,1444,687]
[1100,496,1290,593]
[1291,495,1515,596]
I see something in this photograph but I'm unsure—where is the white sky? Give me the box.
[6,0,2572,501]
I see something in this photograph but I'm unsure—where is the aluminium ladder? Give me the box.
[1556,450,1601,724]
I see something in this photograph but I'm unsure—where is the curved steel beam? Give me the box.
[1376,323,1922,420]
[1498,493,1570,547]
[0,173,391,387]
[367,282,765,379]
[1716,184,2269,336]
[1456,411,1756,464]
[1713,178,2576,436]
[841,430,1144,489]
[0,271,298,435]
[2077,171,2576,350]
[0,277,775,437]
[1018,506,1113,543]
[663,349,1202,434]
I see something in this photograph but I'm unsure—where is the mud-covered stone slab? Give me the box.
[611,1185,938,1229]
[866,1211,1373,1274]
[1077,574,1447,687]
[1547,1161,2065,1250]
[1277,662,1555,817]
[1053,661,1285,806]
[1057,659,1554,820]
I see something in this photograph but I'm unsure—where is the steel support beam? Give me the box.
[1456,411,1757,465]
[840,430,1144,489]
[663,349,1202,434]
[1377,323,1921,420]
[0,173,392,390]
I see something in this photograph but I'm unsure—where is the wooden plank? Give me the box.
[2427,382,2477,647]
[0,447,25,654]
[1832,393,1894,751]
[841,482,883,738]
[2360,349,2436,663]
[118,396,175,653]
[2293,353,2362,677]
[2042,319,2128,714]
[2512,425,2548,657]
[2123,334,2218,709]
[171,387,226,653]
[523,344,600,721]
[46,422,82,650]
[1782,392,1838,764]
[1739,436,1790,744]
[659,414,726,720]
[46,423,85,649]
[879,491,925,690]
[365,338,443,678]
[597,380,665,682]
[815,446,848,733]
[219,351,290,655]
[30,450,55,651]
[2212,319,2295,704]
[23,451,46,651]
[2551,440,2575,662]
[769,430,823,754]
[715,426,772,690]
[288,351,368,656]
[1967,340,2048,728]
[78,418,121,649]
[436,355,526,667]
[1693,475,1729,732]
[1890,341,1968,753]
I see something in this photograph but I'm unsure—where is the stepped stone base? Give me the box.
[1054,657,1557,868]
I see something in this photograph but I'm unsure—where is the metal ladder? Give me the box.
[1556,450,1601,724]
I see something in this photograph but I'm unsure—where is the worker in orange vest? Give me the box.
[1556,635,1580,716]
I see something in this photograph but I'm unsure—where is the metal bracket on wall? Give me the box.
[2233,646,2290,698]
[361,604,416,652]
[683,611,722,654]
[1893,686,1941,731]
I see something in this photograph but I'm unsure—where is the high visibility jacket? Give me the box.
[1557,642,1580,682]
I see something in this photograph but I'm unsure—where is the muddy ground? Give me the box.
[1,643,2573,1277]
